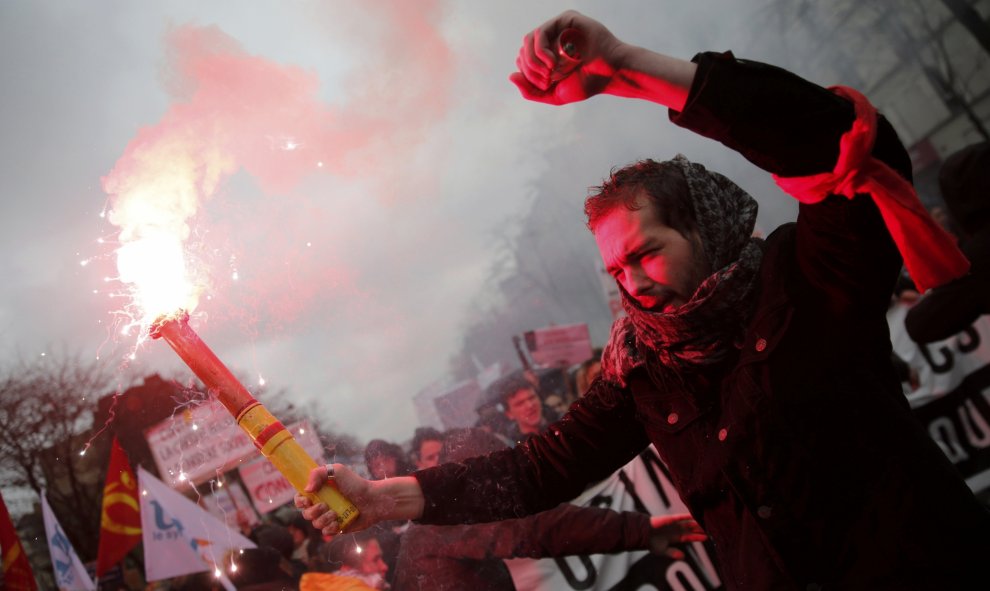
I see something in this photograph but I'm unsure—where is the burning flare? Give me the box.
[116,230,199,331]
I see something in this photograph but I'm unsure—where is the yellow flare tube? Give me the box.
[150,312,359,530]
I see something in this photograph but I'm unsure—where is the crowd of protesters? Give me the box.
[199,349,625,590]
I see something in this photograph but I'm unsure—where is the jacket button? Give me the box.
[755,338,767,352]
[667,412,679,425]
[718,428,728,441]
[757,505,772,519]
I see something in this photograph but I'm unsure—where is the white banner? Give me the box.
[144,399,256,487]
[507,448,723,590]
[238,420,325,513]
[139,466,255,582]
[888,306,990,494]
[40,492,95,591]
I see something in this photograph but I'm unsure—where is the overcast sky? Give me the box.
[0,0,803,451]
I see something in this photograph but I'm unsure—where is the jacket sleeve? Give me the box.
[415,379,650,525]
[670,51,909,317]
[409,503,652,561]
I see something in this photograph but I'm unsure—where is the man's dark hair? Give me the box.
[486,371,535,408]
[252,523,295,561]
[364,439,403,463]
[364,438,414,476]
[287,513,313,534]
[226,546,293,587]
[585,159,697,237]
[410,426,443,458]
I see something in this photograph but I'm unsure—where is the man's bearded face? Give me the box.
[595,190,710,312]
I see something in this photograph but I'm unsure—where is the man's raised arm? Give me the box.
[510,9,697,110]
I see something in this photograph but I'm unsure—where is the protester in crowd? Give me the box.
[361,438,413,586]
[487,371,555,445]
[393,427,705,590]
[300,530,389,591]
[287,513,324,569]
[473,403,516,447]
[363,439,413,481]
[885,142,990,506]
[252,522,307,584]
[409,427,443,470]
[573,349,603,397]
[225,546,298,591]
[906,141,990,343]
[300,10,990,589]
[541,390,571,417]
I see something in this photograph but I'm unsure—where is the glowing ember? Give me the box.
[116,231,199,331]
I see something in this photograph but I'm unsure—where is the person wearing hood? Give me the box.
[299,10,990,590]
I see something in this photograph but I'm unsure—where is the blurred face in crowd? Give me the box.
[367,455,398,480]
[505,387,543,434]
[358,539,388,578]
[416,439,443,470]
[594,191,709,312]
[543,393,569,416]
[577,360,602,396]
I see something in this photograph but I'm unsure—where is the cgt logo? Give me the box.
[253,478,294,503]
[102,470,141,536]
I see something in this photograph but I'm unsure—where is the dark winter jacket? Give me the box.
[393,503,651,590]
[415,52,990,590]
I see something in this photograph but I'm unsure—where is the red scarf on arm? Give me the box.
[773,85,969,293]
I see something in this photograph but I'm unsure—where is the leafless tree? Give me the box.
[0,351,115,557]
[753,0,989,140]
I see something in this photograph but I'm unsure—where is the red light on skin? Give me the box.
[551,28,583,82]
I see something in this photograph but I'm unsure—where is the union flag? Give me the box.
[0,489,38,590]
[95,436,141,578]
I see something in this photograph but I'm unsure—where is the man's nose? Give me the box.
[626,267,652,294]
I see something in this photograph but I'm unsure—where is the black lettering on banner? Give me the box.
[553,453,723,590]
[618,471,651,514]
[920,342,955,374]
[588,494,613,510]
[606,551,720,590]
[913,364,990,482]
[957,326,981,354]
[917,323,982,374]
[639,448,674,510]
[554,555,597,589]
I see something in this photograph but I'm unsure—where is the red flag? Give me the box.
[0,490,38,590]
[95,437,141,578]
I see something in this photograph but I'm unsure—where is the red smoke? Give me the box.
[101,1,454,334]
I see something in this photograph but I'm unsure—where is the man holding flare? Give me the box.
[299,10,990,589]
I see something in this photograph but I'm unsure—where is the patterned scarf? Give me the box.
[600,155,764,389]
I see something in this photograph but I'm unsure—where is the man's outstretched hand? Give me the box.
[647,514,708,560]
[294,463,425,535]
